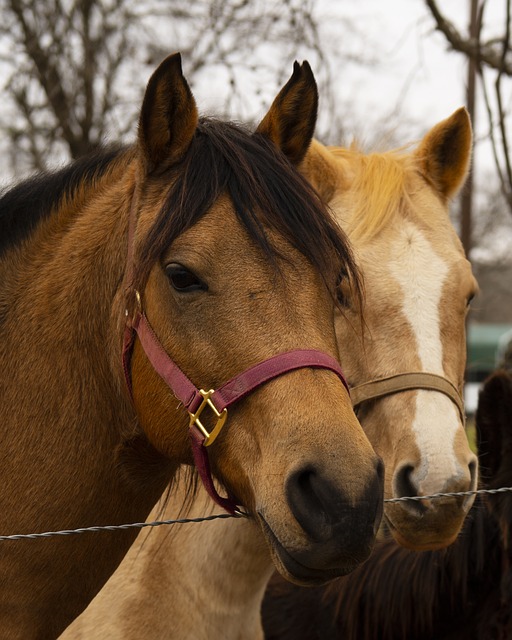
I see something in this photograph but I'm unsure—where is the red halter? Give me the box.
[122,294,349,515]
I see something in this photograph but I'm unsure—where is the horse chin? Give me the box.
[384,513,460,552]
[256,512,363,587]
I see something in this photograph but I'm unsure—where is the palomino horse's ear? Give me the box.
[299,139,340,203]
[256,61,318,165]
[414,107,472,200]
[475,370,512,484]
[138,52,198,173]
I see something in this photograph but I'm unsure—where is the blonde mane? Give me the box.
[329,144,417,242]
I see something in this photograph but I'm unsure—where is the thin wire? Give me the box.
[383,486,512,503]
[2,486,512,541]
[0,513,241,541]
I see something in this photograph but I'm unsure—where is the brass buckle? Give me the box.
[189,389,228,447]
[125,289,142,325]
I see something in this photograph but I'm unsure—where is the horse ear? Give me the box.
[138,52,198,174]
[476,370,512,485]
[414,107,472,200]
[256,61,318,165]
[300,140,340,203]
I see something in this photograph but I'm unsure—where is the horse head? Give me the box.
[301,109,478,550]
[123,54,384,584]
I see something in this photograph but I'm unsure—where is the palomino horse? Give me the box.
[303,109,478,549]
[62,110,477,639]
[262,368,512,640]
[0,54,384,638]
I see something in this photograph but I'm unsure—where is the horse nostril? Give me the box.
[375,457,385,482]
[296,467,318,502]
[286,466,332,541]
[463,458,478,510]
[393,464,426,516]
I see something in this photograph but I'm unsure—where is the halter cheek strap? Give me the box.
[123,298,349,515]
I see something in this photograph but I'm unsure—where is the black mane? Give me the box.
[0,147,124,256]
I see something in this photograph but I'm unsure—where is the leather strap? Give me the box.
[131,311,201,410]
[189,427,242,515]
[350,372,464,422]
[124,308,349,515]
[210,348,349,410]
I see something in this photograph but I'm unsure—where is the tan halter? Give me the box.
[350,372,465,423]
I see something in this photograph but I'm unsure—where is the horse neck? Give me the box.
[62,483,273,640]
[0,156,176,637]
[154,488,273,640]
[12,158,180,502]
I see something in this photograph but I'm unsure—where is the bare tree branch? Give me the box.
[494,0,512,194]
[426,0,512,74]
[425,0,512,216]
[0,0,376,175]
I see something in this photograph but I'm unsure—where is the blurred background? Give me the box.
[0,0,510,411]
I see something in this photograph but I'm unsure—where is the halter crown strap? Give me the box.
[350,372,465,422]
[123,306,349,515]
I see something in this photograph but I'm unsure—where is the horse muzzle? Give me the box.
[257,458,384,585]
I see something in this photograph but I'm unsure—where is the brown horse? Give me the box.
[262,368,512,640]
[61,110,477,639]
[0,54,384,639]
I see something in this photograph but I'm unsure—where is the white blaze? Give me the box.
[389,222,459,492]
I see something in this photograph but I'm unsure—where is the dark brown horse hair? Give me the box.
[0,145,126,256]
[263,502,499,639]
[134,117,362,308]
[0,118,362,311]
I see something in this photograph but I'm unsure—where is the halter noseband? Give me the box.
[122,296,349,515]
[351,372,465,422]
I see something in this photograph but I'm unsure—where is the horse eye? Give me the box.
[165,263,205,292]
[337,290,349,308]
[336,271,349,308]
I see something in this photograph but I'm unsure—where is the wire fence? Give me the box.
[1,486,512,541]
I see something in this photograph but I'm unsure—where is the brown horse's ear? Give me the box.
[256,61,318,165]
[138,52,198,174]
[414,107,472,200]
